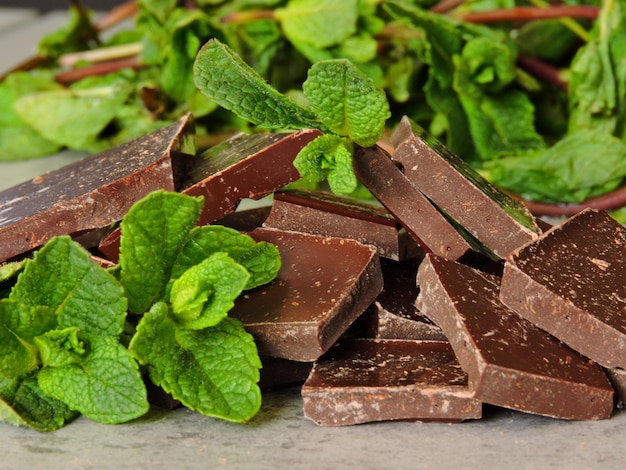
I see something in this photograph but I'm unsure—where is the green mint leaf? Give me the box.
[37,334,148,424]
[0,377,77,431]
[35,327,85,368]
[172,225,281,290]
[170,253,250,330]
[10,237,127,337]
[0,261,25,283]
[275,0,358,49]
[130,302,262,423]
[294,134,357,195]
[138,0,178,23]
[119,190,204,314]
[302,59,390,147]
[0,300,56,377]
[193,39,324,131]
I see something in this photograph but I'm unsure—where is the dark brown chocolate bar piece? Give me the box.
[263,189,418,260]
[229,228,383,362]
[353,145,488,264]
[392,116,541,258]
[258,356,313,390]
[416,253,614,420]
[500,209,626,369]
[361,258,446,341]
[0,115,195,262]
[302,339,482,426]
[181,129,321,226]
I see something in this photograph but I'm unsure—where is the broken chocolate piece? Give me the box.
[500,209,626,369]
[392,116,541,258]
[604,368,626,407]
[229,228,383,362]
[263,189,418,260]
[258,356,313,390]
[353,145,488,264]
[416,253,614,420]
[302,339,482,426]
[181,129,321,226]
[0,115,195,262]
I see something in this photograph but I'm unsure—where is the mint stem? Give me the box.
[55,56,142,84]
[221,9,275,24]
[458,5,599,23]
[514,187,626,216]
[516,54,568,91]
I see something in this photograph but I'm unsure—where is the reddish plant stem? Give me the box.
[516,54,568,91]
[430,0,465,14]
[94,0,139,31]
[459,5,599,23]
[516,186,626,217]
[55,56,143,85]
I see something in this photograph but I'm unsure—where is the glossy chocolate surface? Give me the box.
[0,115,195,262]
[302,339,481,426]
[416,254,614,420]
[392,117,540,258]
[500,209,626,369]
[229,228,383,362]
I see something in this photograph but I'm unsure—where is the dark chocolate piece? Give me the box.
[0,115,195,262]
[391,116,541,258]
[229,228,383,362]
[258,356,313,390]
[416,253,614,420]
[500,209,626,369]
[352,145,488,264]
[302,339,482,426]
[363,258,446,341]
[181,129,321,226]
[263,189,418,260]
[604,368,626,407]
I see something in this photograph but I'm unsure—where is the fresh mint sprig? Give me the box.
[193,38,390,195]
[0,190,281,430]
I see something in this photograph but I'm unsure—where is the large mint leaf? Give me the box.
[193,39,324,131]
[10,237,127,337]
[170,253,249,330]
[0,300,56,378]
[275,0,358,49]
[119,190,204,314]
[172,225,281,290]
[130,303,262,422]
[35,327,85,369]
[0,377,77,431]
[302,59,390,147]
[37,334,148,424]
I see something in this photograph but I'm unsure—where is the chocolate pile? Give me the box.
[1,115,624,426]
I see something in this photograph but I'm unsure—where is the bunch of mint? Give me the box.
[0,190,281,430]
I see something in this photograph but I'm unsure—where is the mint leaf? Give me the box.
[275,0,358,49]
[294,134,357,194]
[193,38,324,131]
[0,300,56,377]
[37,334,148,424]
[172,225,281,290]
[130,302,262,423]
[10,237,127,337]
[302,59,390,147]
[119,190,204,314]
[35,327,85,368]
[170,253,250,330]
[0,377,77,431]
[0,261,25,283]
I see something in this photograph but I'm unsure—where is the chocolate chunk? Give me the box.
[362,258,446,341]
[500,209,626,369]
[604,367,626,407]
[263,189,419,260]
[301,339,482,426]
[229,228,383,362]
[258,356,313,390]
[353,145,489,264]
[416,253,614,420]
[392,116,541,258]
[181,129,321,226]
[0,115,195,262]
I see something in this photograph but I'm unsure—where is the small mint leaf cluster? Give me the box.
[193,39,390,195]
[0,190,281,430]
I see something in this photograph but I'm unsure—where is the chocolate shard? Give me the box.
[258,356,313,391]
[416,253,614,420]
[500,209,626,369]
[361,258,447,341]
[301,339,482,426]
[229,228,383,362]
[391,116,541,258]
[353,144,490,264]
[181,129,322,226]
[0,114,195,262]
[263,188,420,260]
[603,367,626,407]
